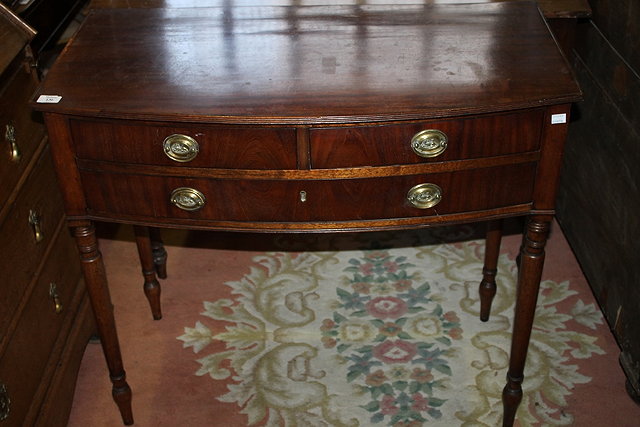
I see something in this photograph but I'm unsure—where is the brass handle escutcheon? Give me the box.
[0,382,9,421]
[49,283,63,314]
[5,123,21,162]
[170,187,206,211]
[407,183,442,209]
[411,129,448,158]
[28,210,44,243]
[163,134,199,162]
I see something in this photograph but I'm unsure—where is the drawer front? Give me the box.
[0,66,46,207]
[0,148,65,337]
[80,163,536,223]
[310,110,544,168]
[69,119,298,169]
[0,226,80,427]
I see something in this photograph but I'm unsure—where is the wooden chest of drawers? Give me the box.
[0,4,93,426]
[32,2,581,425]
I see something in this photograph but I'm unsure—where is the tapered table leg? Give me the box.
[72,221,133,425]
[479,219,503,321]
[148,227,168,279]
[502,215,550,426]
[134,226,162,320]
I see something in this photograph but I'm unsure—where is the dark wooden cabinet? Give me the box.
[0,5,94,426]
[556,0,640,402]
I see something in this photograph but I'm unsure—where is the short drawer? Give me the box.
[80,163,536,224]
[310,110,544,168]
[0,64,46,207]
[0,147,65,338]
[69,119,298,169]
[0,225,80,427]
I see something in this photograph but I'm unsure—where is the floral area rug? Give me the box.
[177,226,605,427]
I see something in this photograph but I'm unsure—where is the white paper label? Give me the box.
[551,113,567,124]
[37,95,62,104]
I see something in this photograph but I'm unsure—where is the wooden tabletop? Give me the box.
[34,1,580,124]
[89,0,592,19]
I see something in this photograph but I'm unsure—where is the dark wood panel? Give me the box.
[556,5,640,398]
[588,0,640,72]
[310,110,543,168]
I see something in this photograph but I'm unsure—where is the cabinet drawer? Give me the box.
[0,65,46,207]
[0,147,65,337]
[310,110,544,168]
[80,163,536,224]
[69,119,298,169]
[0,225,80,427]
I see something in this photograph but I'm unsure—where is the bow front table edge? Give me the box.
[31,2,581,425]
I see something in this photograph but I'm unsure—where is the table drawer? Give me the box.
[0,147,65,338]
[0,64,46,208]
[310,110,544,168]
[69,119,298,169]
[0,227,80,427]
[80,163,536,223]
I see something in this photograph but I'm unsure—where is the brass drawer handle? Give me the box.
[163,134,199,162]
[411,129,448,158]
[170,187,206,211]
[49,283,63,314]
[28,210,44,243]
[0,382,9,421]
[5,123,21,162]
[407,183,442,209]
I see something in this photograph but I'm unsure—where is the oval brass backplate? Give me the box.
[410,129,448,158]
[163,134,199,162]
[407,183,442,209]
[170,187,206,211]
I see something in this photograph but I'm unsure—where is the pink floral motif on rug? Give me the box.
[178,231,605,426]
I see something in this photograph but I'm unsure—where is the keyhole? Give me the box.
[300,191,307,202]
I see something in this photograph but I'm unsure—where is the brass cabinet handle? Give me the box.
[5,123,21,162]
[28,210,44,243]
[411,129,448,158]
[163,134,199,162]
[0,382,9,421]
[49,283,63,314]
[170,187,206,211]
[407,183,442,209]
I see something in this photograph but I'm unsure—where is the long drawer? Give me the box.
[0,222,81,427]
[0,146,65,338]
[79,162,536,224]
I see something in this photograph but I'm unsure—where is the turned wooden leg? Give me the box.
[134,226,162,320]
[479,219,503,321]
[502,215,550,427]
[72,221,133,425]
[149,227,168,279]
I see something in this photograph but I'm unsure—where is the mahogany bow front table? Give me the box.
[32,1,580,425]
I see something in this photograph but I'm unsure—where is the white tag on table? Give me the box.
[551,113,567,124]
[37,95,63,104]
